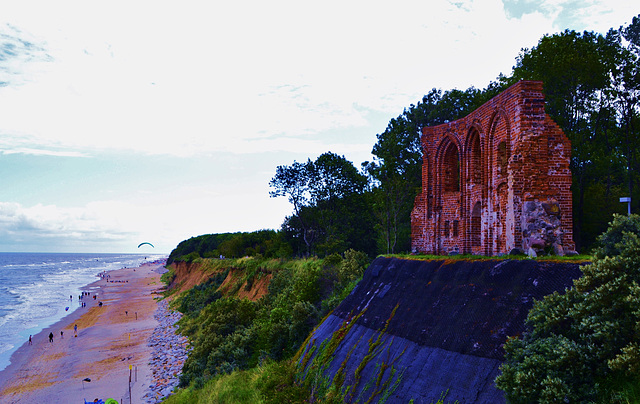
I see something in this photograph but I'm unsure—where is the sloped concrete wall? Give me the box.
[300,257,584,403]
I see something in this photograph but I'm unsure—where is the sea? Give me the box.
[0,252,167,373]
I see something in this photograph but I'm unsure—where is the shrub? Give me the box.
[174,254,368,389]
[179,298,259,387]
[594,213,640,259]
[496,222,640,402]
[177,269,228,317]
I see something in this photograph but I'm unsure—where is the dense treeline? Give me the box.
[365,16,640,253]
[167,230,291,264]
[268,15,640,257]
[169,16,639,262]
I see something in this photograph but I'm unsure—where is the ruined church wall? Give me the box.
[411,80,574,255]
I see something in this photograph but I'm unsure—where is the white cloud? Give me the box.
[0,0,637,253]
[0,0,555,157]
[0,0,636,158]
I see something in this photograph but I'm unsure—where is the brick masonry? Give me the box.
[411,80,575,256]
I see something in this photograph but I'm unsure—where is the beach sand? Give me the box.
[0,262,166,403]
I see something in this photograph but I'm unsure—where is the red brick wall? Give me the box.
[411,81,575,255]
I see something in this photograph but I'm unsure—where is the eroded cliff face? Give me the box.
[167,261,215,296]
[298,257,585,404]
[167,261,270,301]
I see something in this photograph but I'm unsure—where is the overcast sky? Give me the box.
[0,0,638,253]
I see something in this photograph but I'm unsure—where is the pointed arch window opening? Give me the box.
[470,131,482,184]
[497,141,508,176]
[443,143,460,192]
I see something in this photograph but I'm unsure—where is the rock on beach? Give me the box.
[144,299,190,403]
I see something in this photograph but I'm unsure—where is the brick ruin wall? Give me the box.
[411,80,575,256]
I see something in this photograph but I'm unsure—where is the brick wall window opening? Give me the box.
[497,141,508,175]
[444,221,450,238]
[470,131,481,184]
[453,220,459,237]
[471,202,481,247]
[443,143,460,192]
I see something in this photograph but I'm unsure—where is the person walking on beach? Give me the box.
[60,330,64,339]
[28,335,32,345]
[48,332,53,343]
[74,324,78,337]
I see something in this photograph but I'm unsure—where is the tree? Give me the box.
[609,16,640,217]
[509,27,633,250]
[496,214,640,402]
[270,152,373,256]
[269,160,314,254]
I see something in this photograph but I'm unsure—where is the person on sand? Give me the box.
[74,324,78,337]
[48,332,53,343]
[28,335,32,345]
[60,330,64,339]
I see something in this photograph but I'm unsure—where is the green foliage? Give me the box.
[293,306,405,404]
[594,214,640,258]
[270,152,376,257]
[509,20,640,250]
[177,269,228,317]
[160,267,176,285]
[174,253,369,389]
[179,297,259,387]
[167,230,290,264]
[180,251,201,263]
[165,360,314,404]
[496,219,640,402]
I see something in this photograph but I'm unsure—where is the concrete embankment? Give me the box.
[299,257,585,403]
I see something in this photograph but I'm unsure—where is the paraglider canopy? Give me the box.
[137,242,154,248]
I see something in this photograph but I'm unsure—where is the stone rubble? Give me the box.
[143,299,190,403]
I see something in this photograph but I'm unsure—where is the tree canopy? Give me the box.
[171,15,640,261]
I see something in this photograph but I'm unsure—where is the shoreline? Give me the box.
[0,261,169,403]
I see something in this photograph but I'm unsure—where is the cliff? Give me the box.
[298,257,585,403]
[166,260,271,302]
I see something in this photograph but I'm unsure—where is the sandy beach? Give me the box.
[0,261,167,403]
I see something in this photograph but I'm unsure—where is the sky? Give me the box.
[0,0,638,254]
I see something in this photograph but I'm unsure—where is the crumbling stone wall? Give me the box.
[411,81,575,256]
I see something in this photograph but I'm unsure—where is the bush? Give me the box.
[496,220,640,402]
[179,298,259,387]
[594,213,640,258]
[177,270,228,317]
[174,254,369,389]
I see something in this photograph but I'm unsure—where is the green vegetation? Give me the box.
[270,152,376,257]
[496,214,640,403]
[167,230,291,264]
[163,14,640,404]
[171,250,370,390]
[166,16,640,263]
[167,303,406,404]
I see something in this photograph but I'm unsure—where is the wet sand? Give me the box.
[0,262,165,403]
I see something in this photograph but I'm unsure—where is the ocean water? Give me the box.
[0,252,166,372]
